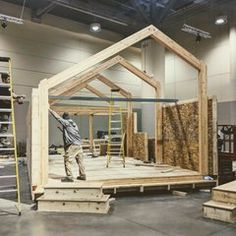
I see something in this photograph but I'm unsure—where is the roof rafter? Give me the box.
[97,75,131,98]
[85,84,109,102]
[47,25,201,90]
[118,59,160,89]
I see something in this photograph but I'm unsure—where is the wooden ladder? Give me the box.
[0,57,21,215]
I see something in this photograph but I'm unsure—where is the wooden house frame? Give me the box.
[29,25,208,193]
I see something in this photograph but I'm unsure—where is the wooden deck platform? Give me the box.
[48,155,216,194]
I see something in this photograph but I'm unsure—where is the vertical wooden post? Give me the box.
[30,89,41,188]
[212,96,218,175]
[38,79,49,185]
[127,101,133,157]
[198,62,208,175]
[89,114,94,151]
[155,86,162,163]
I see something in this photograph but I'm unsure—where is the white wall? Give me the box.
[164,11,236,125]
[0,1,142,144]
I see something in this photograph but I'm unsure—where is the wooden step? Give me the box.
[203,200,236,223]
[37,195,110,214]
[44,182,103,199]
[212,181,236,204]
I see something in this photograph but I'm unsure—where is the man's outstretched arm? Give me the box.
[49,108,69,127]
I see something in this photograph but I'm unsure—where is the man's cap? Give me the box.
[62,112,70,120]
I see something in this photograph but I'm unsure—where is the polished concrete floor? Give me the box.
[0,166,236,236]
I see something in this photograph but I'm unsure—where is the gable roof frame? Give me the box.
[47,25,201,90]
[50,55,159,100]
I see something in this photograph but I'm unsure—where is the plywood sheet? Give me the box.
[133,132,148,162]
[162,98,215,174]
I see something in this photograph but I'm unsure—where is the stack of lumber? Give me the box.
[37,182,110,214]
[203,181,236,223]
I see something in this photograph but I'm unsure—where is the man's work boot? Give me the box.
[76,175,86,181]
[61,176,74,182]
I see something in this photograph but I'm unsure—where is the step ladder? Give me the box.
[106,89,125,168]
[0,57,21,215]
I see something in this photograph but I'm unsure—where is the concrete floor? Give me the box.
[0,166,236,236]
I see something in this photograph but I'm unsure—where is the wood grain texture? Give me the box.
[162,98,215,174]
[133,132,148,162]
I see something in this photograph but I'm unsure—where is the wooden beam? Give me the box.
[97,75,132,98]
[155,87,162,163]
[30,88,41,187]
[51,105,127,115]
[212,96,218,175]
[47,25,155,89]
[50,82,88,105]
[89,114,94,151]
[85,84,109,101]
[38,79,49,185]
[119,59,160,89]
[151,30,201,70]
[198,62,208,175]
[127,102,133,156]
[47,25,201,90]
[50,56,123,96]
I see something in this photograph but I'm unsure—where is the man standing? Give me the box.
[49,109,86,182]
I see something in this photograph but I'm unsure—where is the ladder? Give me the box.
[0,57,21,215]
[106,89,125,168]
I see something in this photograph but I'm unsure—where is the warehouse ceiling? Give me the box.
[2,0,235,36]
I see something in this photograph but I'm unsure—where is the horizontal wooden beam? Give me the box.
[97,75,131,98]
[119,59,160,88]
[51,105,127,115]
[47,25,156,89]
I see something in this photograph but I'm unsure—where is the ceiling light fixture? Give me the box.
[90,23,101,33]
[0,13,24,25]
[215,15,227,25]
[181,24,211,39]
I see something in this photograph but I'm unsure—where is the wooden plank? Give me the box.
[198,62,208,175]
[119,59,160,89]
[155,87,162,164]
[151,30,201,70]
[50,56,123,96]
[47,25,156,89]
[89,114,94,150]
[97,75,131,98]
[172,190,188,197]
[51,105,127,115]
[50,82,88,105]
[203,201,236,223]
[126,102,133,156]
[213,190,236,205]
[30,89,41,187]
[38,79,49,185]
[85,84,109,101]
[37,196,110,214]
[212,96,218,175]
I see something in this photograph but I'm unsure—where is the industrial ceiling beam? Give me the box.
[158,0,178,24]
[130,0,150,24]
[47,0,129,26]
[34,2,57,19]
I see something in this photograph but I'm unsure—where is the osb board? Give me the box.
[133,132,148,162]
[162,99,215,174]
